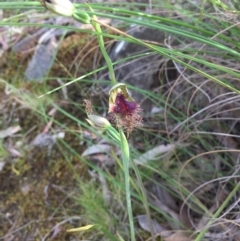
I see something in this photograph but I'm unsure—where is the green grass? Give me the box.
[1,1,240,241]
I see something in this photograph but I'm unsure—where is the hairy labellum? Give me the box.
[108,83,143,134]
[112,94,137,116]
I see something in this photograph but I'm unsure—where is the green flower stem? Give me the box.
[106,126,121,144]
[86,8,134,239]
[119,128,135,241]
[76,5,134,240]
[85,5,116,85]
[91,18,116,85]
[195,182,240,241]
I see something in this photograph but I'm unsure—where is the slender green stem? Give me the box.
[195,182,240,241]
[91,18,116,85]
[86,5,116,85]
[119,128,135,241]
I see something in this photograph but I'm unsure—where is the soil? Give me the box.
[0,30,99,241]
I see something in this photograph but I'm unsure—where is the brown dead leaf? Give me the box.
[25,36,58,81]
[0,126,21,138]
[12,28,46,53]
[149,194,180,230]
[164,231,192,241]
[134,144,175,164]
[137,214,170,235]
[148,181,178,212]
[82,144,112,157]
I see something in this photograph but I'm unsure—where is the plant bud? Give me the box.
[86,115,111,129]
[40,0,75,16]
